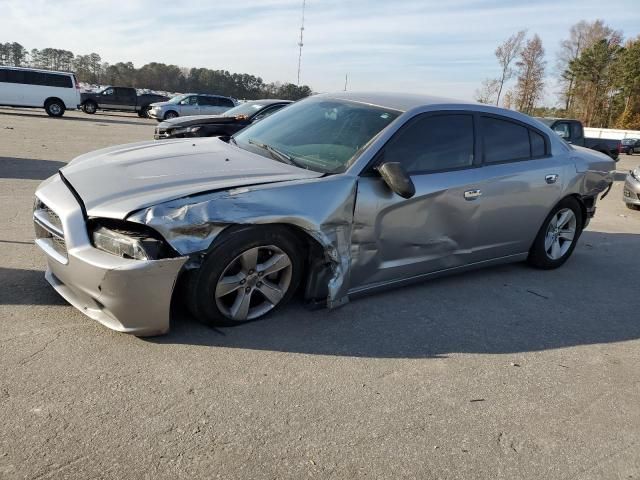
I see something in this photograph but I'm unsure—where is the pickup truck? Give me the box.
[81,86,168,118]
[537,118,621,161]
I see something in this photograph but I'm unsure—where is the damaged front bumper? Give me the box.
[34,174,187,336]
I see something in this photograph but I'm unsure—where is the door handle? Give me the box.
[545,174,559,184]
[464,189,482,200]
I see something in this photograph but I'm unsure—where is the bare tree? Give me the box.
[514,34,546,115]
[475,78,500,104]
[494,30,526,106]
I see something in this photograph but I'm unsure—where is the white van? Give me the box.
[0,66,81,117]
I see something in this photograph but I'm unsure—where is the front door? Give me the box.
[350,112,483,289]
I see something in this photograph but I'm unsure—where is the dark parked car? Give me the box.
[81,86,168,117]
[154,99,292,140]
[537,118,621,161]
[620,138,640,155]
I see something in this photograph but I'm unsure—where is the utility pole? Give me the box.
[344,73,348,91]
[296,0,306,86]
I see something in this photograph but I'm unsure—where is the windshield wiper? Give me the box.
[247,139,306,169]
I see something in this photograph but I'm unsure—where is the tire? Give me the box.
[187,226,304,327]
[44,99,65,117]
[164,110,178,120]
[527,197,583,270]
[138,105,151,118]
[82,101,97,114]
[626,203,640,211]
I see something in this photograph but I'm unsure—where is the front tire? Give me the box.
[527,197,583,269]
[187,227,304,326]
[164,110,178,120]
[626,203,640,211]
[45,99,65,117]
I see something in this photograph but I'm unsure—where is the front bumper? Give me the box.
[623,173,640,206]
[148,108,162,120]
[34,174,187,336]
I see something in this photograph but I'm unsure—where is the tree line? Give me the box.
[0,42,313,101]
[476,20,640,129]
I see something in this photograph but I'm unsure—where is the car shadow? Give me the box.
[0,267,68,306]
[0,110,150,126]
[149,230,640,359]
[0,157,66,180]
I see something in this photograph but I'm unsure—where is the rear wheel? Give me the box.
[164,110,178,120]
[187,227,304,326]
[45,99,65,117]
[82,101,97,114]
[138,105,151,118]
[527,197,583,269]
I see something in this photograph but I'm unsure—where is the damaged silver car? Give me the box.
[34,92,615,336]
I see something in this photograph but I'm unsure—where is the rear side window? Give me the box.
[530,130,546,158]
[0,69,7,82]
[383,113,475,174]
[219,97,235,107]
[481,116,538,163]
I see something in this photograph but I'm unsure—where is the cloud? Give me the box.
[1,0,638,102]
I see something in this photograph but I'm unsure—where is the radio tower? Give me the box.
[296,0,306,86]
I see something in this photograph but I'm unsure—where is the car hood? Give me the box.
[149,101,176,108]
[60,138,323,219]
[159,114,236,129]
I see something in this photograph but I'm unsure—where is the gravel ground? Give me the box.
[1,107,639,480]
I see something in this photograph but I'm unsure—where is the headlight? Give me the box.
[172,126,201,136]
[632,168,640,181]
[90,220,173,260]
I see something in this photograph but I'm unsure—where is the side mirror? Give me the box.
[377,162,415,199]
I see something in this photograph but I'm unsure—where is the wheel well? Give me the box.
[44,97,65,108]
[165,110,178,117]
[565,194,588,228]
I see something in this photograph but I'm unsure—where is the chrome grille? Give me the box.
[34,198,67,262]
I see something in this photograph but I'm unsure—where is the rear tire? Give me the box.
[82,101,97,114]
[138,106,151,118]
[186,226,304,327]
[527,197,583,270]
[45,99,65,117]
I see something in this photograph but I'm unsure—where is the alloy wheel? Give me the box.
[544,208,577,260]
[214,245,293,321]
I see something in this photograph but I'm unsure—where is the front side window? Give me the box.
[381,114,474,174]
[102,88,114,96]
[481,117,531,163]
[234,97,399,173]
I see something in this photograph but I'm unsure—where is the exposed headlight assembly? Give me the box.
[90,220,175,260]
[172,126,202,136]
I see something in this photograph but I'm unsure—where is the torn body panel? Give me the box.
[128,175,359,307]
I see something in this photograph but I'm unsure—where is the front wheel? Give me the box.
[626,203,640,211]
[187,227,304,326]
[45,99,65,117]
[527,197,583,269]
[164,110,178,120]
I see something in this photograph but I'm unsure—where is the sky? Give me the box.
[1,0,639,104]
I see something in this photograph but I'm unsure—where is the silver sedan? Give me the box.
[34,92,615,335]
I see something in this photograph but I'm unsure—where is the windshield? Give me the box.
[168,94,189,104]
[224,102,268,117]
[233,97,400,173]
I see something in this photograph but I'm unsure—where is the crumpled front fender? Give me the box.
[128,176,358,307]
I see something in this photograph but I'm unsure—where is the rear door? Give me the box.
[467,114,565,263]
[350,112,484,289]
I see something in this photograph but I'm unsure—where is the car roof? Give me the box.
[0,65,74,76]
[317,91,474,112]
[243,99,292,105]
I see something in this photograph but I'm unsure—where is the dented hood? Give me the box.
[60,138,322,219]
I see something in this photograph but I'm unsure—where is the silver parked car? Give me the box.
[148,93,237,121]
[34,92,615,336]
[623,166,640,210]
